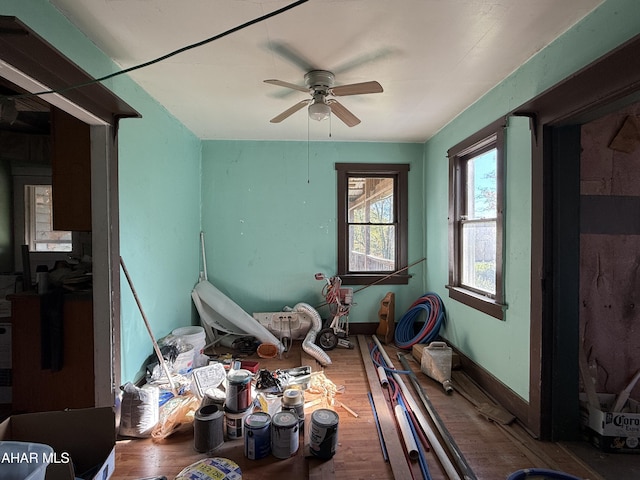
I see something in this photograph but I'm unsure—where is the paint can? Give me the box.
[225,406,252,440]
[244,411,271,460]
[193,404,224,453]
[271,411,299,459]
[281,388,305,427]
[309,408,339,459]
[226,369,253,412]
[201,387,226,409]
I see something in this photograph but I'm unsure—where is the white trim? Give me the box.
[0,59,108,126]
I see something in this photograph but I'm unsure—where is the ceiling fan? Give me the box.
[264,70,383,127]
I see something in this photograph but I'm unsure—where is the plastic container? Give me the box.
[420,341,453,392]
[172,326,207,366]
[0,441,54,480]
[172,344,194,374]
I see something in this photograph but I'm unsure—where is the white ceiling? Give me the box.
[49,0,603,143]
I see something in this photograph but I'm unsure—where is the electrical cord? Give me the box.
[2,0,309,101]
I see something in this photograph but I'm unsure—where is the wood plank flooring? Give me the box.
[113,337,624,480]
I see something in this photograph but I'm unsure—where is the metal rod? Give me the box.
[353,257,426,294]
[368,392,388,462]
[120,256,177,397]
[398,353,477,480]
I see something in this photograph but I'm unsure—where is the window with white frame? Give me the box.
[448,120,505,319]
[24,184,72,252]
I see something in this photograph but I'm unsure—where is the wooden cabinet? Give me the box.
[51,107,92,232]
[9,292,94,413]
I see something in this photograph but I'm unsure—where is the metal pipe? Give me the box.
[368,392,388,462]
[398,352,477,480]
[372,336,462,480]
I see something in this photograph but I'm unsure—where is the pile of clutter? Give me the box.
[118,325,342,468]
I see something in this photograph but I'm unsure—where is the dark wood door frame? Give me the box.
[0,16,139,408]
[513,32,640,439]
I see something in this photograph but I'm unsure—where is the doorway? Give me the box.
[0,15,139,410]
[515,31,640,440]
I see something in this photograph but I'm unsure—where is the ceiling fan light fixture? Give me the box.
[308,102,331,121]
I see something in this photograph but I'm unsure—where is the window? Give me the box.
[12,172,79,275]
[336,163,409,285]
[448,120,505,319]
[24,185,72,252]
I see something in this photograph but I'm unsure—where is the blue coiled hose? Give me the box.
[394,292,446,349]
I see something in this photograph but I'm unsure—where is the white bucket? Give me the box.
[173,326,207,366]
[172,344,194,374]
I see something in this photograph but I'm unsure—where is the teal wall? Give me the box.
[6,0,640,398]
[423,0,640,400]
[201,141,426,324]
[4,0,202,383]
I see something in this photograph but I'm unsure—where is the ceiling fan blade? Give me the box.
[329,100,361,127]
[331,81,383,96]
[264,79,309,93]
[270,100,310,123]
[268,40,317,72]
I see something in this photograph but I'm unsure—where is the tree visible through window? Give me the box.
[349,177,395,272]
[336,163,409,285]
[448,120,505,319]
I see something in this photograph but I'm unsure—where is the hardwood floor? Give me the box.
[113,337,635,480]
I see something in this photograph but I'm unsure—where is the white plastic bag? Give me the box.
[119,382,159,438]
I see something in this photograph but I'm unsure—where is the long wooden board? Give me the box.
[357,335,413,480]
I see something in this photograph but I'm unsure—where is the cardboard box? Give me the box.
[580,393,640,453]
[0,407,116,479]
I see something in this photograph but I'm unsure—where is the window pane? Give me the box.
[348,177,394,223]
[466,149,497,219]
[25,185,73,252]
[349,225,395,271]
[461,220,496,294]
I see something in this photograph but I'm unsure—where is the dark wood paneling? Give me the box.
[51,107,92,231]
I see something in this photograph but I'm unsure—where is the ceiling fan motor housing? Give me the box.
[305,70,335,94]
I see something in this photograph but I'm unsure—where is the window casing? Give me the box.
[336,163,409,285]
[24,185,73,252]
[448,121,505,319]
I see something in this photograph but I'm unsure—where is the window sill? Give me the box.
[340,273,411,286]
[446,285,506,320]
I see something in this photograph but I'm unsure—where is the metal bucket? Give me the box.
[226,369,253,412]
[309,408,339,459]
[244,411,271,460]
[271,411,299,459]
